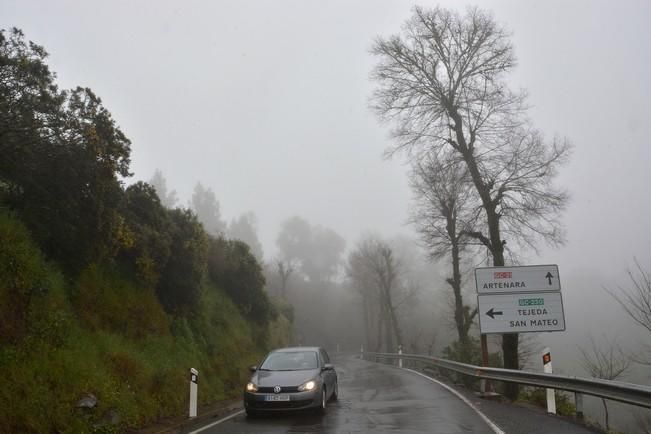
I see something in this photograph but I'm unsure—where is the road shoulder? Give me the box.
[408,365,603,434]
[135,399,243,434]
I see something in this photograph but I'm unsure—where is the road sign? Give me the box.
[477,292,565,334]
[475,265,560,294]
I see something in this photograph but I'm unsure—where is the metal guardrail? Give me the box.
[363,351,651,409]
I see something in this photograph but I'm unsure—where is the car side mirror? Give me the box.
[322,363,334,371]
[249,365,257,373]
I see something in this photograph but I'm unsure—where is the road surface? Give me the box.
[189,356,501,433]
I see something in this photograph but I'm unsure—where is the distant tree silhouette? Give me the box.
[149,169,178,208]
[191,182,226,236]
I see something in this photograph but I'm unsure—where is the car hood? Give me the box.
[252,369,320,387]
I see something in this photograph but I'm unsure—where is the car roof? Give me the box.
[272,346,321,353]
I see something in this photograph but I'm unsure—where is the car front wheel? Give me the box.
[317,387,327,414]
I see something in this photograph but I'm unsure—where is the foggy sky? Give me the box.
[4,1,651,297]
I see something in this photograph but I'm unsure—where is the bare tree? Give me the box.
[276,216,345,283]
[410,152,480,345]
[370,6,571,398]
[346,253,377,351]
[579,336,632,431]
[347,236,407,352]
[604,260,651,367]
[274,258,297,299]
[606,259,651,335]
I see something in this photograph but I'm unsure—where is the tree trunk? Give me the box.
[450,110,519,400]
[362,293,371,351]
[383,302,394,352]
[385,289,402,349]
[450,236,467,344]
[375,305,384,352]
[279,267,289,299]
[280,279,286,299]
[488,214,519,400]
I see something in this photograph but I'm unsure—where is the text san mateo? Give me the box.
[511,308,559,327]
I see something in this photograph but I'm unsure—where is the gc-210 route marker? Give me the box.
[477,291,566,334]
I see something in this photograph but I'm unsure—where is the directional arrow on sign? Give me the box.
[545,272,554,285]
[475,265,561,293]
[486,308,503,319]
[477,292,566,334]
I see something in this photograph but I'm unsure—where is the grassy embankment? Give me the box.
[0,212,291,433]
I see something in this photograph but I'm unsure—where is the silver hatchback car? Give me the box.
[243,347,338,416]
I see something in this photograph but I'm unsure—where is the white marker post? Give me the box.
[360,344,364,360]
[398,345,403,368]
[189,368,198,418]
[542,348,556,414]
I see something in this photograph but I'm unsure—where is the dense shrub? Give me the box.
[74,265,169,339]
[0,213,292,432]
[207,237,274,328]
[518,387,576,416]
[118,182,172,288]
[156,209,208,314]
[0,212,69,346]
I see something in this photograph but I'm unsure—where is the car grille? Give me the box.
[257,386,300,393]
[250,399,313,409]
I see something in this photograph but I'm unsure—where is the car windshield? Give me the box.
[259,351,318,371]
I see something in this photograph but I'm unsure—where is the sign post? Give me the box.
[542,348,556,414]
[480,334,491,393]
[189,368,198,418]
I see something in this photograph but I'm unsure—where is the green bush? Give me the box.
[156,209,208,314]
[207,237,274,330]
[118,181,172,288]
[0,211,60,345]
[74,265,170,339]
[273,296,295,325]
[0,213,293,432]
[518,387,576,416]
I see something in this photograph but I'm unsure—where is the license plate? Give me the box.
[265,394,290,402]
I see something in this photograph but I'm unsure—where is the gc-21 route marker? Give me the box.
[475,264,561,294]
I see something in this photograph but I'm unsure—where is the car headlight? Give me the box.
[298,380,316,391]
[246,382,258,392]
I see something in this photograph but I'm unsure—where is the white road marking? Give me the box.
[404,368,505,434]
[187,409,244,434]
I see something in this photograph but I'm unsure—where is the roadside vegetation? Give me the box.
[0,28,290,432]
[517,388,576,417]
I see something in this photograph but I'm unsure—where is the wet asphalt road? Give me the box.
[191,356,497,434]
